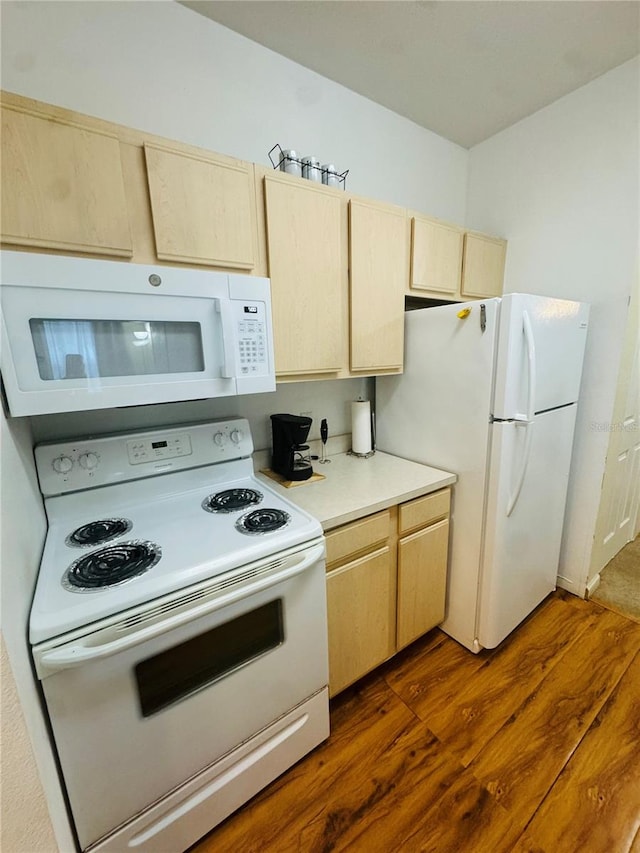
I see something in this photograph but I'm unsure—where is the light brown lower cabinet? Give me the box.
[325,488,451,697]
[396,518,449,650]
[326,546,396,697]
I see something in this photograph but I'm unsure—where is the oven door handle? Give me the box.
[36,543,325,674]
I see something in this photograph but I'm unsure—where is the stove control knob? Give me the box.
[213,431,227,447]
[52,455,73,474]
[230,428,243,445]
[79,452,99,471]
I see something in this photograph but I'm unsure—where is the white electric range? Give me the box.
[31,418,329,853]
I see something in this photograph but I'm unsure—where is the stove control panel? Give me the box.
[127,434,192,466]
[35,418,255,497]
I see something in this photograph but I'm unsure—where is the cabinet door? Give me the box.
[326,547,396,697]
[349,200,407,373]
[264,176,344,376]
[397,518,449,650]
[144,143,256,269]
[410,216,463,296]
[461,232,507,298]
[1,105,132,257]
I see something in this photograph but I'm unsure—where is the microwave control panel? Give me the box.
[233,302,268,376]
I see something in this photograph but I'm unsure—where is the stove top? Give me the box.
[31,420,323,645]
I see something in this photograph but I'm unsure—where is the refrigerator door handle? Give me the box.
[507,420,534,517]
[518,309,537,422]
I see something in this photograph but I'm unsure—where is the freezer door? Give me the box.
[376,299,500,652]
[493,293,589,420]
[478,405,578,649]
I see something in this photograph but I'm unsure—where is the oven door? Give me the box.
[33,540,328,851]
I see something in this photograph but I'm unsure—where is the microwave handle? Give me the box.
[36,543,325,674]
[217,298,238,379]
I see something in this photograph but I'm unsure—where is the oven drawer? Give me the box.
[89,689,329,853]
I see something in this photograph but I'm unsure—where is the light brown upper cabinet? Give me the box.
[349,199,407,373]
[144,143,257,270]
[461,231,507,298]
[263,174,345,377]
[1,104,132,257]
[410,215,464,297]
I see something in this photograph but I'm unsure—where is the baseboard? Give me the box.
[556,574,577,595]
[585,573,601,599]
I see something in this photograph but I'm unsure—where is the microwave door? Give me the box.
[1,288,235,415]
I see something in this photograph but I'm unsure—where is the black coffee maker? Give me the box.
[270,413,313,481]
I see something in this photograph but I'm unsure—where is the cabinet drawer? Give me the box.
[325,510,390,569]
[398,488,450,536]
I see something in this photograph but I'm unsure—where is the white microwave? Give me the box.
[0,251,276,416]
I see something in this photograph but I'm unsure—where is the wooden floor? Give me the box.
[191,591,640,853]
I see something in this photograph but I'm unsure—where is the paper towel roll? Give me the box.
[351,400,372,455]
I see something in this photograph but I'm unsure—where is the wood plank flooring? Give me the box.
[190,591,640,853]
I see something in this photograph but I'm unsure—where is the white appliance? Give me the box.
[30,418,329,853]
[0,250,275,416]
[376,294,589,653]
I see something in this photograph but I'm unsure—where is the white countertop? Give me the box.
[255,450,456,531]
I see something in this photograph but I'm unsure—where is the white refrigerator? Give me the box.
[376,294,590,653]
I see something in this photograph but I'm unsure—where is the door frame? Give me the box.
[588,282,640,589]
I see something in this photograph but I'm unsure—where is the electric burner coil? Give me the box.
[235,508,291,535]
[66,518,133,548]
[62,540,161,592]
[202,488,263,513]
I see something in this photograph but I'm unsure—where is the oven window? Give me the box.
[29,318,205,380]
[135,599,284,717]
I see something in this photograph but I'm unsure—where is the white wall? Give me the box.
[467,57,640,594]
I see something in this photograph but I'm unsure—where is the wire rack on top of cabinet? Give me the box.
[268,144,349,189]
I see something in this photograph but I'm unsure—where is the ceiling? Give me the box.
[179,0,640,148]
